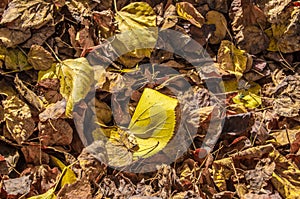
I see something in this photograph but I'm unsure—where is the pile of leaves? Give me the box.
[0,0,300,198]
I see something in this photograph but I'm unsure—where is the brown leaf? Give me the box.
[36,78,63,104]
[92,10,115,39]
[14,75,44,112]
[38,119,73,146]
[57,178,92,199]
[176,2,205,28]
[21,145,50,165]
[230,0,267,32]
[2,96,35,144]
[235,25,269,54]
[27,45,55,71]
[0,0,54,29]
[21,165,60,196]
[0,28,31,47]
[39,99,66,122]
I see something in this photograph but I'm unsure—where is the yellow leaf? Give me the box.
[176,2,205,28]
[129,88,178,159]
[232,82,261,109]
[114,2,157,67]
[38,63,58,81]
[27,188,56,199]
[0,45,31,71]
[217,40,252,80]
[51,156,77,188]
[206,11,227,44]
[56,57,94,117]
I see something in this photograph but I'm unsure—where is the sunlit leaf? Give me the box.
[114,2,157,67]
[27,188,56,199]
[56,57,94,117]
[217,40,252,80]
[176,2,205,28]
[129,88,178,159]
[51,156,77,188]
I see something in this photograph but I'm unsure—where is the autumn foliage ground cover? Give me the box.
[0,0,300,198]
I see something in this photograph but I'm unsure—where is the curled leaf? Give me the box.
[206,10,227,44]
[176,2,205,28]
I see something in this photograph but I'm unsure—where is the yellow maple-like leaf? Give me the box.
[129,88,178,159]
[217,40,252,80]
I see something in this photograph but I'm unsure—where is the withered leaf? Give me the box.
[38,119,73,146]
[21,145,50,165]
[2,96,35,144]
[0,28,31,47]
[1,0,54,29]
[27,45,55,71]
[206,10,227,44]
[39,99,66,122]
[0,45,31,71]
[14,75,44,112]
[3,175,32,197]
[176,2,205,28]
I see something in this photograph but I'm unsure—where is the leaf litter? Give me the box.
[0,0,300,198]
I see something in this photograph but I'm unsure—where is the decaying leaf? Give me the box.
[3,175,32,197]
[105,128,138,167]
[0,0,54,29]
[176,2,205,28]
[235,25,269,54]
[14,75,44,112]
[2,96,35,144]
[38,119,73,146]
[21,145,50,165]
[0,45,31,71]
[129,88,178,159]
[39,99,66,122]
[114,2,157,67]
[0,28,31,47]
[265,6,300,53]
[160,4,178,30]
[56,57,94,117]
[206,10,227,44]
[27,45,55,71]
[57,178,92,199]
[217,40,252,80]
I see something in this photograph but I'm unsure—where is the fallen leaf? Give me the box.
[38,119,73,146]
[176,2,205,28]
[21,145,50,165]
[3,175,32,197]
[0,0,54,29]
[51,156,77,188]
[56,57,94,117]
[129,88,178,159]
[217,40,252,80]
[205,10,227,44]
[57,178,92,199]
[27,45,55,71]
[114,2,158,67]
[27,188,56,199]
[0,28,31,47]
[39,99,66,122]
[0,45,31,71]
[2,96,35,144]
[14,75,44,112]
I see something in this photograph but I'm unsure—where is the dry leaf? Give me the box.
[206,10,227,44]
[27,45,55,71]
[176,2,205,28]
[217,40,252,80]
[2,96,35,144]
